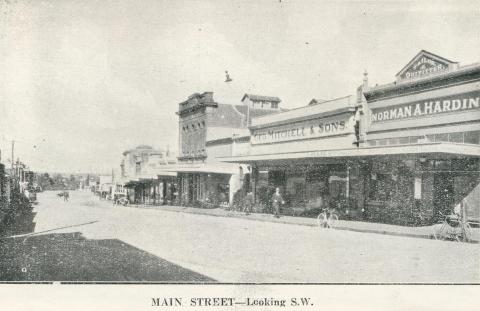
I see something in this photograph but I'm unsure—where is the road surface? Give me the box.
[1,191,478,283]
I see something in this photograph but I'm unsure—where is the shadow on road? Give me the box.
[0,232,216,283]
[3,220,99,239]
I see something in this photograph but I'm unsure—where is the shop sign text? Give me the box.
[370,91,480,123]
[252,117,350,145]
[399,55,449,80]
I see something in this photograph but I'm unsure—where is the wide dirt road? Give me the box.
[1,191,478,283]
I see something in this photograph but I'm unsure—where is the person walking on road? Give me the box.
[63,191,69,202]
[272,187,284,218]
[243,191,254,215]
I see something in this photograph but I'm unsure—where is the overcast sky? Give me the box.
[0,0,479,174]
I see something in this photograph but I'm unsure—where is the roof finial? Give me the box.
[363,69,369,88]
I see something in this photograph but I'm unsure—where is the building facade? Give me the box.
[119,145,177,205]
[220,95,362,216]
[175,92,281,207]
[360,50,480,224]
[221,50,479,225]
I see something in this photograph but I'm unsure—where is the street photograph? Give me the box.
[1,0,479,293]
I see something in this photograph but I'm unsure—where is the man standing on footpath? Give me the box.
[272,187,284,218]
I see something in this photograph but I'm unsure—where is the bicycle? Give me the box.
[317,208,339,228]
[432,212,471,242]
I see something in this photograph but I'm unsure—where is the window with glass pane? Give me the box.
[435,133,448,142]
[448,132,463,143]
[425,135,435,142]
[388,138,398,145]
[409,136,422,143]
[465,131,480,144]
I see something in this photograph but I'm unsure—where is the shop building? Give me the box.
[360,50,480,224]
[175,92,281,207]
[119,145,177,205]
[221,50,479,225]
[220,95,362,217]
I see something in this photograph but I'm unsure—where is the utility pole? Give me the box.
[11,140,14,175]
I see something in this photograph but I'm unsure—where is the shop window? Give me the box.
[410,136,422,144]
[368,140,377,147]
[378,139,387,146]
[434,160,450,171]
[388,138,398,145]
[452,158,479,171]
[435,133,449,142]
[448,132,464,143]
[425,135,435,143]
[398,137,410,144]
[464,131,480,144]
[368,173,394,201]
[416,159,435,171]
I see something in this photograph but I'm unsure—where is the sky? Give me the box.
[0,0,479,174]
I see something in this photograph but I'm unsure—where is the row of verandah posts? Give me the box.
[136,178,177,205]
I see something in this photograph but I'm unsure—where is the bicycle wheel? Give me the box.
[433,222,447,240]
[317,213,327,227]
[328,214,339,228]
[460,222,472,242]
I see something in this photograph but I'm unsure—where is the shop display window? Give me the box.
[451,158,479,171]
[434,160,450,171]
[416,159,435,171]
[368,173,393,201]
[285,171,306,206]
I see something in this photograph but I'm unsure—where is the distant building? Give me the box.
[117,145,177,205]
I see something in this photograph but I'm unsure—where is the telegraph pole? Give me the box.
[11,140,14,174]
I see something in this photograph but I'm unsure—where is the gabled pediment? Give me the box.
[396,50,458,81]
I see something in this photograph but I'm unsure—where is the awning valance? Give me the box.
[218,142,480,163]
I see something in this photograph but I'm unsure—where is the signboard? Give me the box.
[399,55,449,80]
[252,116,353,145]
[370,90,480,123]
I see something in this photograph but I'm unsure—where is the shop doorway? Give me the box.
[433,173,455,220]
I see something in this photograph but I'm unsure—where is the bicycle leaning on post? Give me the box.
[317,208,339,228]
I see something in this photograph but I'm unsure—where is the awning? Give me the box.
[218,142,480,163]
[164,162,248,175]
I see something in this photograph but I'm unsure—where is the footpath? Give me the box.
[125,202,480,243]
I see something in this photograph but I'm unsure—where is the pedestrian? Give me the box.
[243,191,254,215]
[271,187,284,218]
[63,191,69,202]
